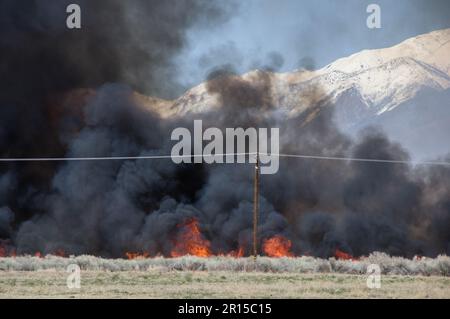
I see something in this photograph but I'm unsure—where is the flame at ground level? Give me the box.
[170,217,212,257]
[126,252,150,260]
[223,247,245,258]
[0,240,64,258]
[1,223,361,261]
[334,249,354,260]
[262,235,294,257]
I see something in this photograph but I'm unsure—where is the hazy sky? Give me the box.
[174,0,450,90]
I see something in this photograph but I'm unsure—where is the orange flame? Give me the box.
[170,218,212,257]
[218,246,245,258]
[334,249,354,260]
[0,247,65,258]
[262,235,294,257]
[125,252,150,259]
[0,241,16,257]
[228,246,244,258]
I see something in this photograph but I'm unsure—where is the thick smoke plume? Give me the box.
[0,1,449,258]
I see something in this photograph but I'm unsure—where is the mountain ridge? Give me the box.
[63,29,450,158]
[149,28,450,121]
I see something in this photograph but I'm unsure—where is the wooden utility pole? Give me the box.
[252,153,260,259]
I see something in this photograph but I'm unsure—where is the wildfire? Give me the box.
[0,241,15,257]
[228,247,245,258]
[218,246,245,258]
[0,251,66,258]
[0,222,361,261]
[125,252,150,259]
[334,249,354,260]
[170,218,212,257]
[262,235,294,257]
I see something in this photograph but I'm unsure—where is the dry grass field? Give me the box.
[0,270,449,298]
[0,253,449,298]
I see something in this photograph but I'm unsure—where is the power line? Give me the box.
[0,152,255,162]
[0,151,449,166]
[269,153,450,167]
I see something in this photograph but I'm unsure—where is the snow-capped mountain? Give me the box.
[139,28,449,158]
[163,28,450,118]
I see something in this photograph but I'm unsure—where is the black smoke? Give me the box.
[0,2,449,258]
[0,0,233,254]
